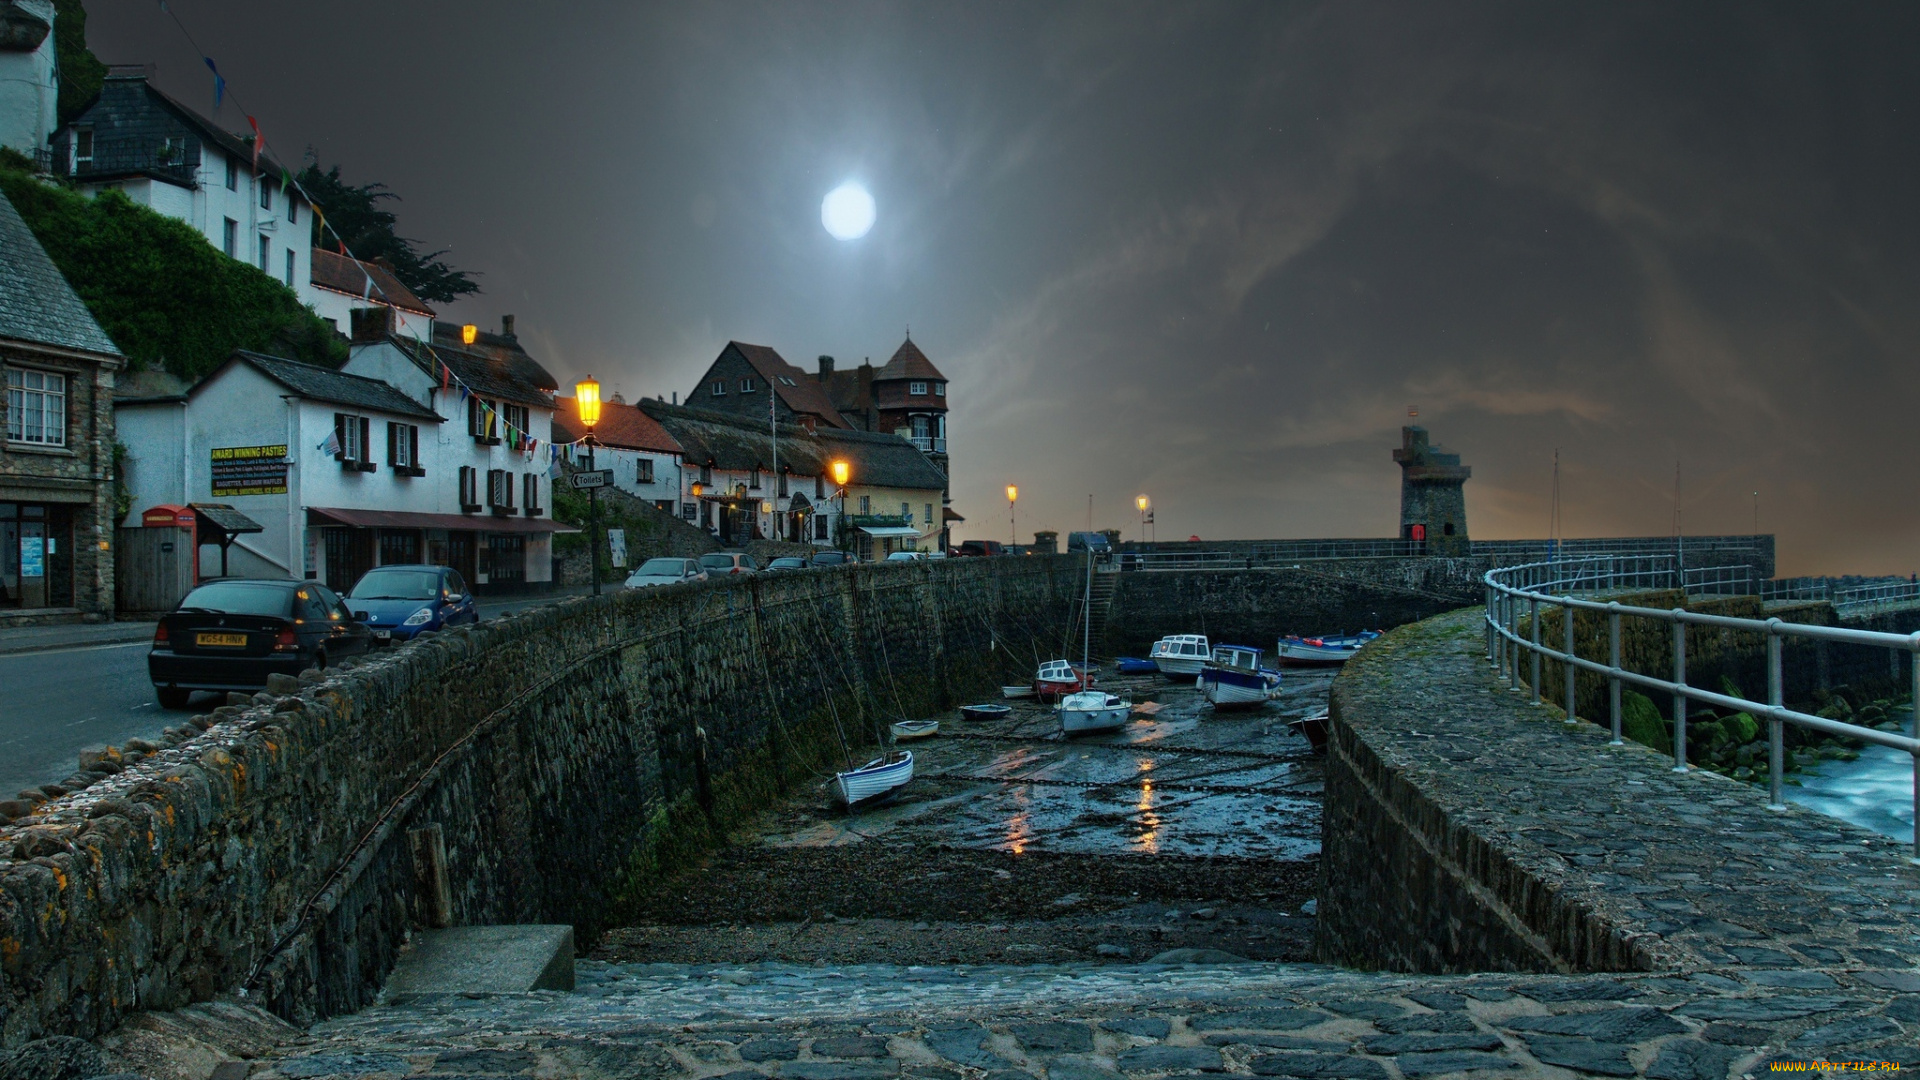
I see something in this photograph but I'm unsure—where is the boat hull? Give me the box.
[1058,691,1131,734]
[1115,657,1159,675]
[1275,633,1379,667]
[1200,667,1278,709]
[1152,657,1207,677]
[1289,712,1329,752]
[891,720,939,741]
[831,752,915,805]
[961,704,1012,722]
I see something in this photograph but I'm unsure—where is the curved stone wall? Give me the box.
[0,558,1078,1045]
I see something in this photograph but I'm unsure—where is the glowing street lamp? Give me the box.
[461,324,478,345]
[1006,485,1019,552]
[1136,494,1150,545]
[576,376,604,595]
[830,460,852,553]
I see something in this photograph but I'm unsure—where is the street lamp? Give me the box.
[576,376,603,596]
[1136,494,1150,546]
[831,460,851,554]
[1006,485,1018,553]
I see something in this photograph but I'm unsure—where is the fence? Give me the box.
[1484,554,1920,854]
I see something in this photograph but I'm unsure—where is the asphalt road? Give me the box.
[0,590,588,799]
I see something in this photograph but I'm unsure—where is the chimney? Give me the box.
[610,390,626,405]
[501,314,516,339]
[818,355,835,379]
[349,306,395,343]
[672,391,678,406]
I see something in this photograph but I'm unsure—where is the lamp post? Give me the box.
[576,376,602,596]
[1007,485,1018,553]
[832,460,851,555]
[1136,494,1149,546]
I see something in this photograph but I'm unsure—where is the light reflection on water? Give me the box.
[1787,745,1915,844]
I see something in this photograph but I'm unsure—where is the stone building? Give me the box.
[812,337,955,548]
[0,188,125,624]
[1393,425,1470,557]
[684,341,851,431]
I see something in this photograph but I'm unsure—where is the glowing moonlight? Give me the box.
[821,182,876,240]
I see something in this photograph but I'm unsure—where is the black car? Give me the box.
[765,557,810,572]
[809,550,860,568]
[149,579,374,708]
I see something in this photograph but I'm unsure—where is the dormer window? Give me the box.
[72,128,92,171]
[741,377,756,393]
[933,382,945,397]
[910,381,927,396]
[711,380,726,396]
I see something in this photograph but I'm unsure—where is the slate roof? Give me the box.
[640,400,946,492]
[202,350,440,421]
[63,74,296,187]
[0,190,122,358]
[875,337,945,382]
[552,397,683,455]
[384,323,558,409]
[725,342,851,429]
[311,250,434,315]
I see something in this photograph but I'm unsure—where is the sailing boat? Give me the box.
[1058,549,1131,735]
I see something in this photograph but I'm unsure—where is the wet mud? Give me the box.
[600,666,1332,966]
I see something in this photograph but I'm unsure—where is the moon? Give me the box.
[821,182,876,240]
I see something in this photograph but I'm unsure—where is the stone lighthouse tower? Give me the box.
[1393,426,1471,556]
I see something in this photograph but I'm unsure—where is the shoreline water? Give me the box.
[1785,743,1915,844]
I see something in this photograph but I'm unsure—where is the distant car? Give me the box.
[765,557,810,573]
[347,564,478,644]
[810,550,859,568]
[955,540,1005,557]
[885,550,928,562]
[700,552,761,575]
[1067,531,1113,555]
[624,557,708,588]
[148,579,373,709]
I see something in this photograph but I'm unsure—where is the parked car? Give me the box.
[149,579,373,708]
[810,550,859,568]
[624,557,708,588]
[1067,531,1113,555]
[347,564,479,644]
[955,540,1005,557]
[700,552,761,576]
[765,557,810,573]
[885,550,928,562]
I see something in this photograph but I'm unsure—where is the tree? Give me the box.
[297,163,481,304]
[52,0,106,127]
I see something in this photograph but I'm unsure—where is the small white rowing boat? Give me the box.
[1002,685,1036,699]
[1275,631,1381,666]
[1059,690,1131,735]
[891,719,940,741]
[961,703,1012,721]
[829,751,914,806]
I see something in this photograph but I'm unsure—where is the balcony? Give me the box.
[56,138,200,187]
[908,436,946,454]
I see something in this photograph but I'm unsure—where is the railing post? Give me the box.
[1910,634,1920,861]
[1608,603,1623,745]
[1485,583,1496,663]
[1563,596,1578,724]
[1508,593,1522,692]
[1671,613,1688,772]
[1530,595,1542,705]
[1767,620,1785,810]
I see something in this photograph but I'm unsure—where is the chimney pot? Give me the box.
[501,314,516,339]
[818,355,835,378]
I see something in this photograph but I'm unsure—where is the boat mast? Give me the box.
[1083,549,1093,673]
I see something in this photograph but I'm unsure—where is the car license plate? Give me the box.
[195,632,247,647]
[374,629,391,640]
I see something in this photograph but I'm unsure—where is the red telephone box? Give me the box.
[1410,524,1427,542]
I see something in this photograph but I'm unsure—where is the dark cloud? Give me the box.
[87,2,1920,572]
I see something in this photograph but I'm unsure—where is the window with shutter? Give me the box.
[523,474,542,516]
[359,417,373,467]
[459,466,479,510]
[409,426,421,474]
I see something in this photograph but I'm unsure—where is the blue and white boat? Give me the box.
[1116,656,1160,675]
[1199,644,1281,709]
[829,751,914,806]
[1275,630,1381,667]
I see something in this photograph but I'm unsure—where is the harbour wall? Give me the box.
[1101,557,1489,656]
[0,557,1078,1045]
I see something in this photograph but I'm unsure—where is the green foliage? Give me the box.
[110,440,130,524]
[297,163,479,303]
[52,0,105,127]
[1621,690,1672,755]
[1722,711,1760,745]
[1719,674,1745,702]
[0,163,344,378]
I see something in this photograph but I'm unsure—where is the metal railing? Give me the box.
[1484,555,1920,855]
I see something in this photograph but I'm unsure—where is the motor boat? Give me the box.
[1149,634,1211,676]
[1275,631,1381,666]
[1035,659,1094,701]
[1059,690,1131,735]
[1200,644,1281,709]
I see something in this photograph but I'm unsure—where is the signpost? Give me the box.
[569,470,613,490]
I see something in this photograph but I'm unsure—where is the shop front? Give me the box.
[0,500,74,610]
[305,507,573,595]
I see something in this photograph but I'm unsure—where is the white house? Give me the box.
[46,69,314,302]
[0,1,58,157]
[308,248,436,341]
[551,395,683,512]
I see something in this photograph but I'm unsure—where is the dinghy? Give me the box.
[1275,631,1380,667]
[891,719,940,741]
[961,703,1012,722]
[1002,685,1036,699]
[1116,656,1160,675]
[1059,690,1132,735]
[829,751,915,806]
[1289,711,1330,752]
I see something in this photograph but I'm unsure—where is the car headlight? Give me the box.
[403,607,435,626]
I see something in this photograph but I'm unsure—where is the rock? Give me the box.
[1360,1034,1504,1055]
[297,668,325,684]
[1099,1018,1171,1040]
[1051,892,1085,908]
[911,922,931,932]
[187,715,214,731]
[1503,1007,1684,1042]
[1298,899,1318,916]
[1116,1046,1223,1073]
[1521,1036,1635,1076]
[265,673,302,695]
[1248,1053,1389,1079]
[1394,1051,1520,1077]
[1791,1016,1904,1049]
[1094,943,1131,959]
[0,801,37,819]
[123,738,158,753]
[1009,1023,1092,1054]
[1518,979,1639,1002]
[0,1037,107,1080]
[771,1065,894,1080]
[1048,1062,1123,1080]
[924,1026,1010,1070]
[76,746,121,771]
[1189,1008,1325,1032]
[1191,907,1217,919]
[1324,1000,1405,1020]
[1146,948,1249,965]
[811,1036,890,1059]
[13,791,45,805]
[225,693,252,707]
[739,1039,800,1062]
[1378,1013,1478,1034]
[1645,1039,1741,1080]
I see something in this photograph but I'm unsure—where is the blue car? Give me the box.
[346,564,479,644]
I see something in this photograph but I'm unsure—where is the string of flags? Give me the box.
[154,0,598,469]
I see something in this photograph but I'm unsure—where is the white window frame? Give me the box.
[5,367,67,447]
[910,381,927,395]
[741,377,756,393]
[636,458,655,484]
[934,382,945,397]
[711,380,726,396]
[72,127,92,170]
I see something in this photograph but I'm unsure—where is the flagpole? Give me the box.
[770,379,778,541]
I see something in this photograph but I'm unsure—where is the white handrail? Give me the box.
[1483,555,1920,856]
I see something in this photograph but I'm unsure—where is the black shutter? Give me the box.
[359,417,372,464]
[386,421,397,465]
[409,425,420,472]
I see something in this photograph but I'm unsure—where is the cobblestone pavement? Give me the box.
[255,960,1918,1078]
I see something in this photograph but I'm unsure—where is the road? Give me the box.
[0,590,587,799]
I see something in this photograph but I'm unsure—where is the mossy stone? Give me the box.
[1622,690,1672,755]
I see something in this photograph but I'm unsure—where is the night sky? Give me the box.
[87,2,1920,575]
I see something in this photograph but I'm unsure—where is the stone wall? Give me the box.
[0,557,1077,1045]
[1101,557,1488,657]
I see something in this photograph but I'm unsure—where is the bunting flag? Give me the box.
[246,115,263,169]
[203,57,225,113]
[547,446,563,479]
[440,361,450,392]
[279,167,293,194]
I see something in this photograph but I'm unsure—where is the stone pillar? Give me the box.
[1392,426,1472,557]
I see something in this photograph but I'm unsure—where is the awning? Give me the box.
[189,503,264,535]
[858,526,922,538]
[787,492,812,511]
[942,507,965,522]
[306,506,580,534]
